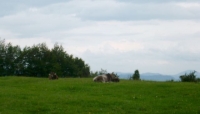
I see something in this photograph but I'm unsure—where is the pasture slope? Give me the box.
[0,77,200,114]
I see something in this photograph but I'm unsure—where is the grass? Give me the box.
[0,77,200,114]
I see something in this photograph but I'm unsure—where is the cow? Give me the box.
[93,73,120,83]
[49,72,58,80]
[93,75,107,82]
[112,77,120,82]
[110,73,120,82]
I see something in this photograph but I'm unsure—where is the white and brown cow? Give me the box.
[93,73,120,83]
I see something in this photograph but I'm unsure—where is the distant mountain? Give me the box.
[140,73,174,81]
[173,70,200,80]
[116,72,174,81]
[116,72,132,79]
[116,70,200,81]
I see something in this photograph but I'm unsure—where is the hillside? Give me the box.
[0,77,200,113]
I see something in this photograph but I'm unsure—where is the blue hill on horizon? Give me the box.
[116,70,200,81]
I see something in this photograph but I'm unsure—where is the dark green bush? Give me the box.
[180,71,199,82]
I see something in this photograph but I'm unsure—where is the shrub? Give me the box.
[180,71,198,82]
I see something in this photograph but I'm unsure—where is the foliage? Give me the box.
[0,77,200,114]
[179,71,199,82]
[98,68,108,75]
[0,39,90,77]
[90,71,99,77]
[90,69,119,78]
[132,69,140,80]
[90,69,107,77]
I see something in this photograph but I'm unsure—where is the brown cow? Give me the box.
[112,77,120,82]
[49,72,58,80]
[106,73,112,82]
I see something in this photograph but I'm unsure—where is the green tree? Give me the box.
[23,45,41,76]
[98,69,107,75]
[180,71,197,82]
[0,39,6,76]
[0,39,91,78]
[132,69,140,80]
[50,43,69,77]
[0,41,21,76]
[90,70,99,77]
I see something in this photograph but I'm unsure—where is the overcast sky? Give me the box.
[1,0,200,75]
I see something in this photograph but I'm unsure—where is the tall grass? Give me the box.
[0,77,200,114]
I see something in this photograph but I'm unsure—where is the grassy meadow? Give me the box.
[0,77,200,114]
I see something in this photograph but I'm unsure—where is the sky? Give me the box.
[0,0,200,75]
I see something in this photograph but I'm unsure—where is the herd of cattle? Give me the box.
[48,72,120,82]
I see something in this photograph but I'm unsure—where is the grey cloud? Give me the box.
[81,43,200,74]
[116,0,200,3]
[77,3,200,21]
[147,48,200,62]
[0,12,90,38]
[0,0,71,17]
[2,0,200,21]
[1,0,71,6]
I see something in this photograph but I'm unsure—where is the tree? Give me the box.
[180,71,197,82]
[90,71,98,77]
[98,69,107,75]
[0,39,6,76]
[0,39,91,77]
[132,69,140,80]
[0,41,21,76]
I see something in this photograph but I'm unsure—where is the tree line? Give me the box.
[0,39,90,77]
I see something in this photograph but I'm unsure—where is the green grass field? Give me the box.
[0,77,200,114]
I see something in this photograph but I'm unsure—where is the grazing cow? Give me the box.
[110,73,120,82]
[49,72,58,80]
[93,75,108,82]
[93,73,120,83]
[112,77,120,82]
[106,73,112,82]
